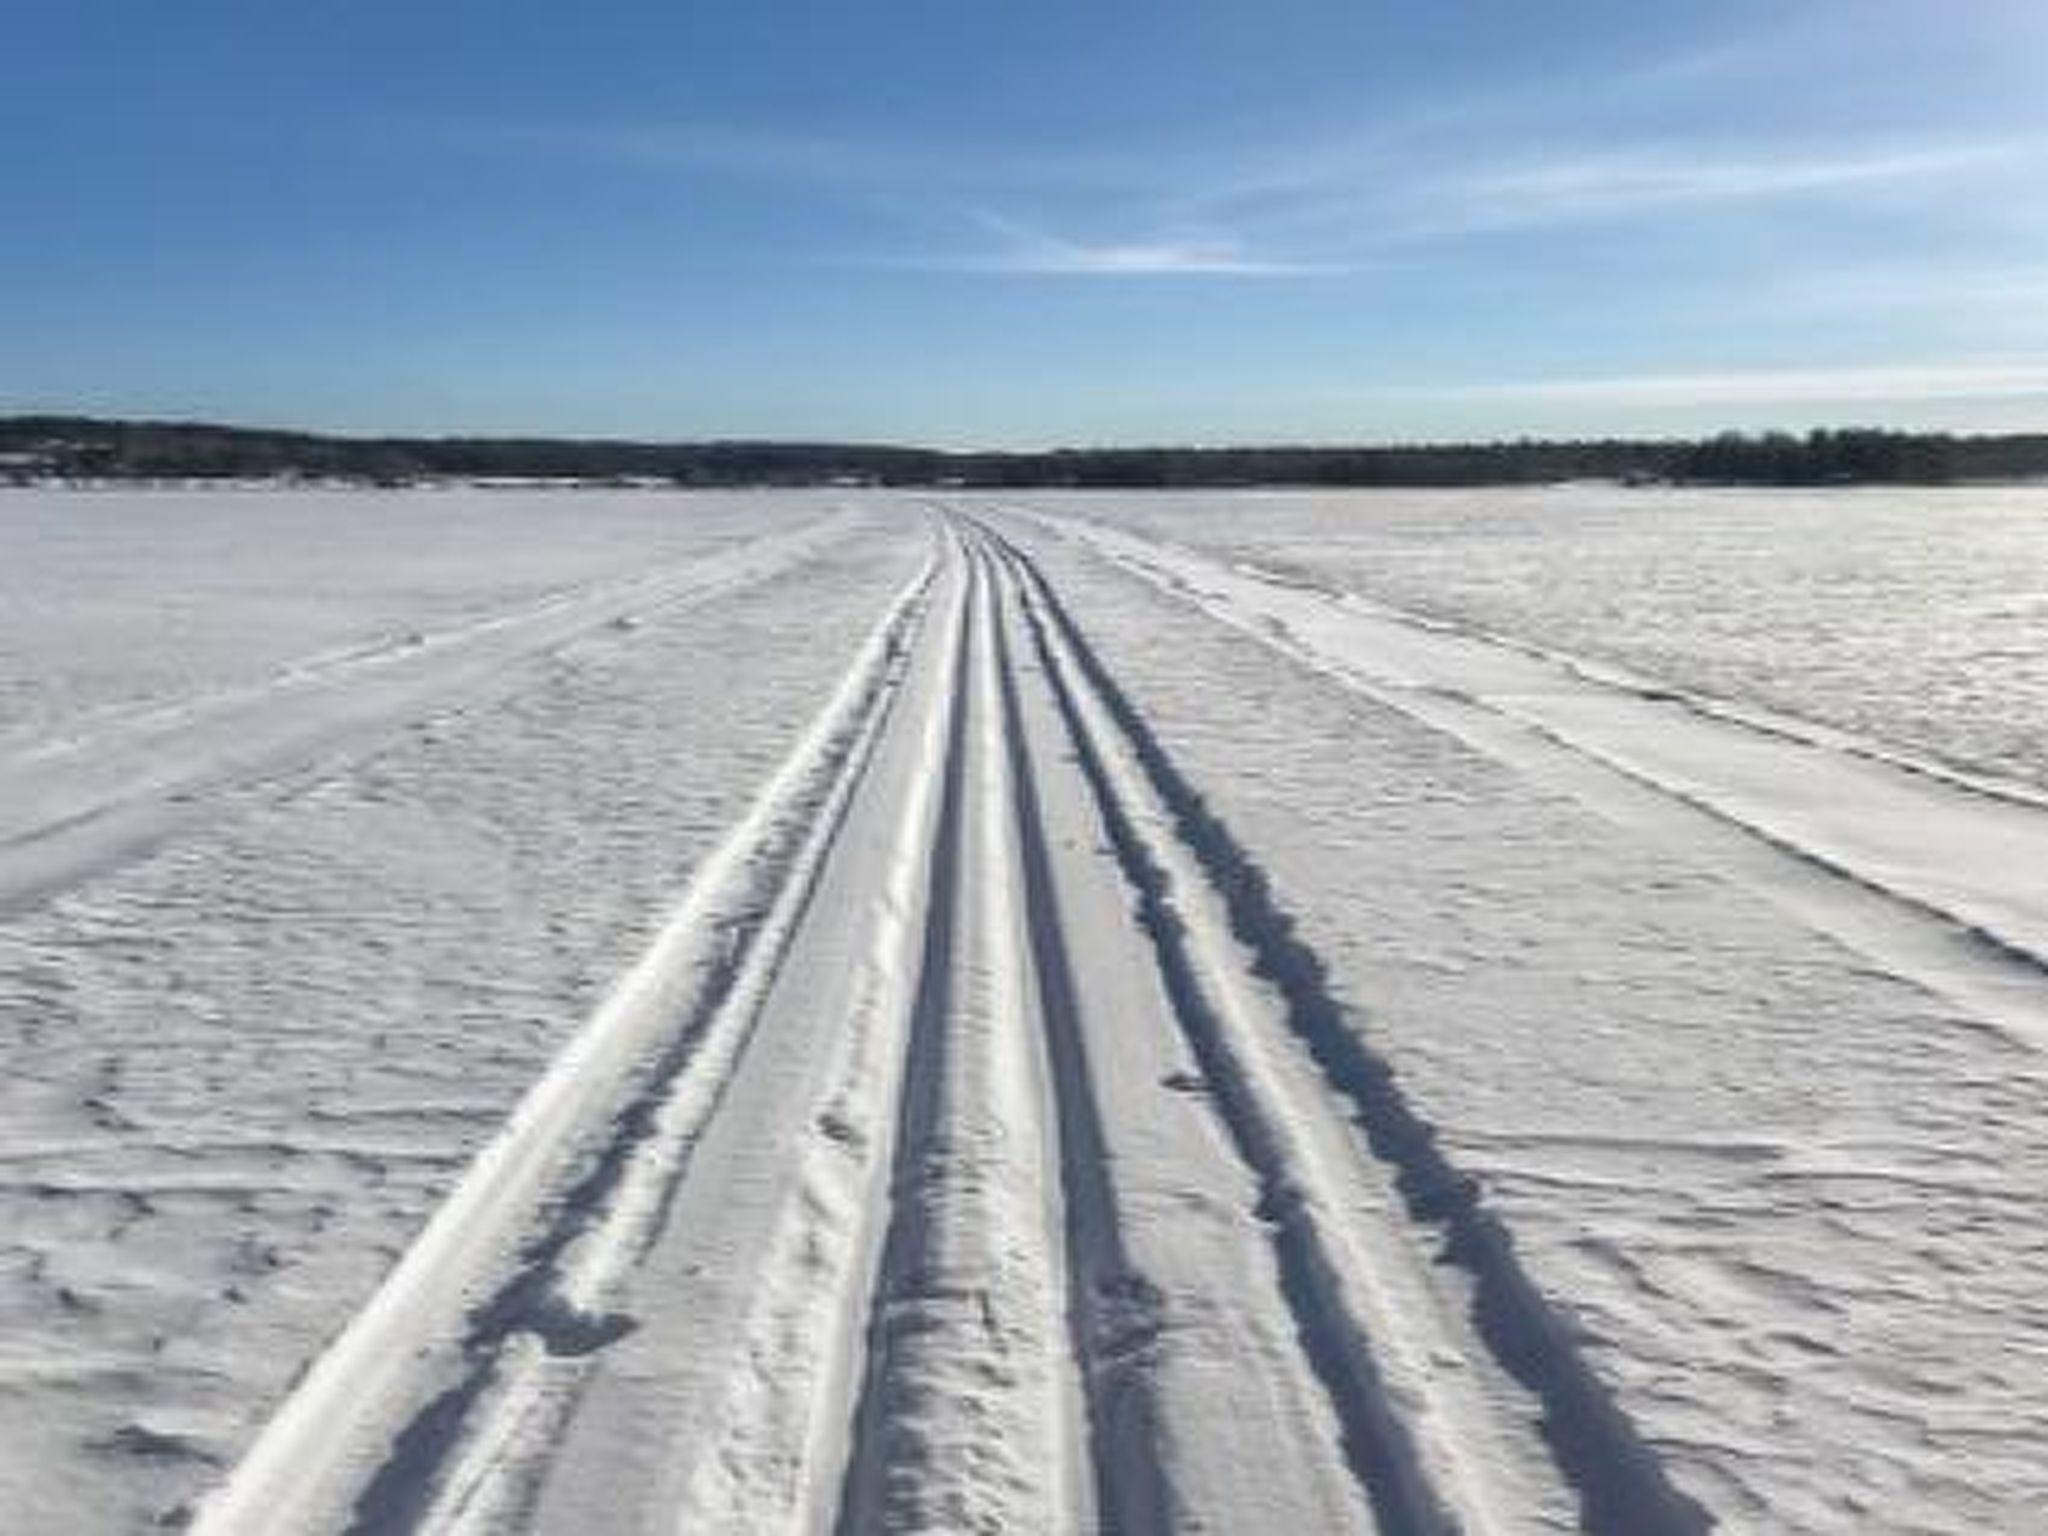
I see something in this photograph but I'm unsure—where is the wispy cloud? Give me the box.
[934,129,2041,275]
[1420,140,2025,233]
[899,213,1356,277]
[924,242,1336,276]
[1167,128,2039,256]
[428,29,2047,280]
[1410,360,2048,407]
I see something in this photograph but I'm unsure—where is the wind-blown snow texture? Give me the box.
[0,491,921,1530]
[1035,485,2048,794]
[2,485,2045,1535]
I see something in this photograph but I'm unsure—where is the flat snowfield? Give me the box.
[3,488,2047,1534]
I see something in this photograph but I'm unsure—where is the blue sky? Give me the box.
[10,0,2048,444]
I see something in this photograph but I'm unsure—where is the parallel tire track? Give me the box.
[983,514,1711,1536]
[990,525,1462,1535]
[197,504,1714,1536]
[831,536,1087,1534]
[193,549,940,1536]
[983,552,1175,1536]
[837,519,1374,1533]
[398,540,944,1535]
[668,527,979,1532]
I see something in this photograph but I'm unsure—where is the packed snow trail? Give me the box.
[191,537,939,1535]
[828,544,1085,1535]
[1019,507,2048,1051]
[190,508,1717,1533]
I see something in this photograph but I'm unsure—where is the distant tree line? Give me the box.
[1666,429,1972,485]
[5,416,2046,488]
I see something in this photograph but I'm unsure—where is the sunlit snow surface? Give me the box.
[0,489,789,752]
[1010,488,2048,1531]
[0,489,926,1529]
[1037,485,2048,792]
[4,485,2047,1534]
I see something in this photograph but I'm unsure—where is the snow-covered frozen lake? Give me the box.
[3,485,2046,1534]
[1025,485,2048,793]
[0,488,817,750]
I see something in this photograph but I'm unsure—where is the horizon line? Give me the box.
[6,408,2045,458]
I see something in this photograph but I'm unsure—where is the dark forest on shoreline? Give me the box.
[6,415,2044,488]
